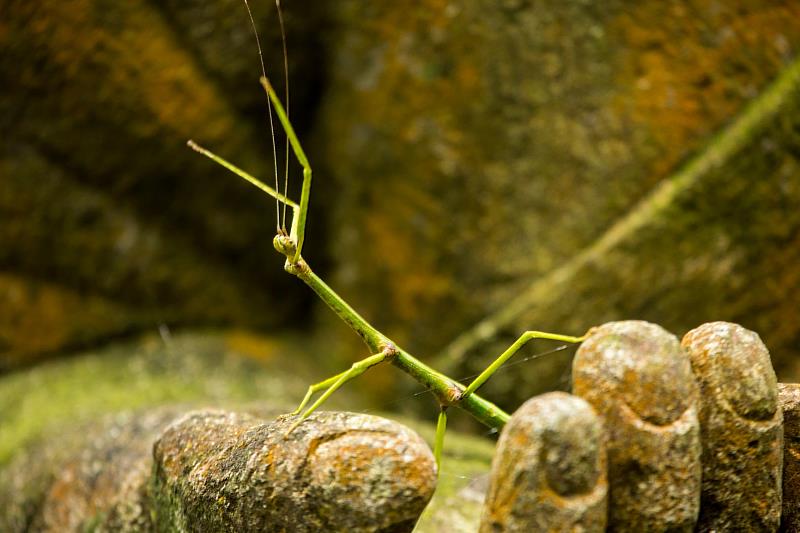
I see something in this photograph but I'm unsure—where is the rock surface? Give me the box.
[480,392,607,533]
[780,383,800,532]
[152,410,436,532]
[573,321,701,531]
[683,322,783,532]
[1,409,182,531]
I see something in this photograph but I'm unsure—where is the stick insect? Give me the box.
[188,0,591,469]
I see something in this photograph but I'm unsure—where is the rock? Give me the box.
[0,331,298,533]
[151,409,437,532]
[1,407,437,532]
[573,321,701,531]
[0,147,284,369]
[683,322,783,532]
[0,270,137,369]
[479,392,607,533]
[779,383,800,532]
[0,409,181,532]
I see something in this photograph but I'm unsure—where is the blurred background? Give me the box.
[2,0,800,436]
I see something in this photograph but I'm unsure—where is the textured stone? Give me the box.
[682,322,783,532]
[152,409,437,532]
[0,409,182,532]
[479,392,607,533]
[779,383,800,532]
[573,320,701,531]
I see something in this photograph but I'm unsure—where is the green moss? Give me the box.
[0,331,312,466]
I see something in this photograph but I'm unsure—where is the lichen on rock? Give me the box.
[151,409,437,533]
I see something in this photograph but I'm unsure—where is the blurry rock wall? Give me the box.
[0,0,328,368]
[317,0,800,410]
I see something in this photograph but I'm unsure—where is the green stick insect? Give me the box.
[188,0,592,470]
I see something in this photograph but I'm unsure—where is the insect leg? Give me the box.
[461,330,590,399]
[434,407,447,472]
[287,351,388,433]
[291,370,350,416]
[261,77,311,262]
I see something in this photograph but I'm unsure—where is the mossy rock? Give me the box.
[0,331,494,531]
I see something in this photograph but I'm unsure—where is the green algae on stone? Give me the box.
[151,410,437,532]
[0,331,316,466]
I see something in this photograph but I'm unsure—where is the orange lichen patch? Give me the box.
[482,486,522,530]
[324,438,392,483]
[363,210,451,325]
[151,410,435,531]
[224,330,281,363]
[335,1,483,141]
[611,1,800,178]
[0,272,133,369]
[9,0,236,144]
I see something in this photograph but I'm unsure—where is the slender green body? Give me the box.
[290,257,510,428]
[189,74,587,465]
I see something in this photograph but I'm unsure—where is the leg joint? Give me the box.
[442,382,467,406]
[380,342,398,360]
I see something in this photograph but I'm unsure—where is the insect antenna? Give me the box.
[275,0,291,233]
[242,0,281,232]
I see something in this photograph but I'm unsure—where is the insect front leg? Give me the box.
[286,347,396,434]
[461,330,592,399]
